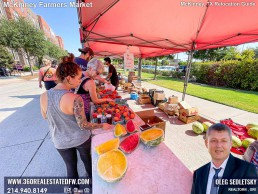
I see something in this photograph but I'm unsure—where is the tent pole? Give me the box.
[138,57,142,82]
[182,48,194,101]
[123,62,126,76]
[154,58,158,80]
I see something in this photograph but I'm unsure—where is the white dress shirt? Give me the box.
[206,156,229,194]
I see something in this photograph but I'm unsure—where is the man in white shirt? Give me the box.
[191,123,257,194]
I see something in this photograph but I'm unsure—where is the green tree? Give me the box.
[167,54,175,60]
[193,47,229,61]
[0,45,14,68]
[222,47,242,61]
[16,18,47,75]
[0,18,47,75]
[44,41,67,61]
[254,47,258,58]
[241,49,255,61]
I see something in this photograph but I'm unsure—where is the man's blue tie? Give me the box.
[210,167,222,194]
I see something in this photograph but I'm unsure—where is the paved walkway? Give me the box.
[0,76,257,193]
[0,71,37,85]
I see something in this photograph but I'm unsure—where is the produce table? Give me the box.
[91,107,145,136]
[91,131,193,194]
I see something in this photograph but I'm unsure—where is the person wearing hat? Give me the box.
[74,47,94,71]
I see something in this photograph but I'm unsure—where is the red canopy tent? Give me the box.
[77,0,258,99]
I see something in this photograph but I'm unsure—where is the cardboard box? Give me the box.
[154,93,165,100]
[154,99,165,107]
[142,88,148,93]
[168,96,178,104]
[166,103,179,111]
[158,102,166,111]
[124,83,132,87]
[138,95,151,104]
[178,101,192,109]
[136,109,166,132]
[128,75,138,83]
[128,86,134,93]
[164,103,179,115]
[179,107,199,116]
[128,71,136,76]
[139,94,149,98]
[164,109,179,116]
[179,114,200,124]
[149,89,156,98]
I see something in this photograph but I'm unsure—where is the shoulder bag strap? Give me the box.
[42,67,51,81]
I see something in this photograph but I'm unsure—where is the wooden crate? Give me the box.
[179,107,198,116]
[178,114,200,124]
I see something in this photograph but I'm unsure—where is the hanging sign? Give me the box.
[124,48,134,69]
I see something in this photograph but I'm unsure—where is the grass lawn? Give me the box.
[137,72,258,114]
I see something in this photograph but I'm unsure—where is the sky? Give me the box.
[24,0,258,61]
[25,0,82,57]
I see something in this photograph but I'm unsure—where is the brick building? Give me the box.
[56,36,64,50]
[0,0,7,19]
[37,15,60,46]
[1,0,64,68]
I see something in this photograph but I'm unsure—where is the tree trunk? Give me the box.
[154,58,158,80]
[25,51,34,76]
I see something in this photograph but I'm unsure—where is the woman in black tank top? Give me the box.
[74,58,114,121]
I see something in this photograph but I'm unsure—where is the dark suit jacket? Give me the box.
[191,154,258,194]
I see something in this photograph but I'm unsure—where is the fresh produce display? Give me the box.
[97,149,127,182]
[232,136,242,148]
[221,119,257,155]
[99,89,122,99]
[114,123,127,137]
[140,128,164,146]
[192,122,204,134]
[202,121,213,132]
[221,119,249,140]
[126,119,138,133]
[95,138,120,155]
[92,101,135,124]
[247,127,258,139]
[246,122,258,130]
[119,133,140,154]
[242,138,255,149]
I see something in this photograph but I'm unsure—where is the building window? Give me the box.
[13,11,19,20]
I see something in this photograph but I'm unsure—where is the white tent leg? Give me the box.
[182,50,194,101]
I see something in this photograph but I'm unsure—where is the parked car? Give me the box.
[178,66,186,72]
[0,66,11,76]
[159,66,176,71]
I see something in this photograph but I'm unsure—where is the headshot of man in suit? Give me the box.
[191,123,257,194]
